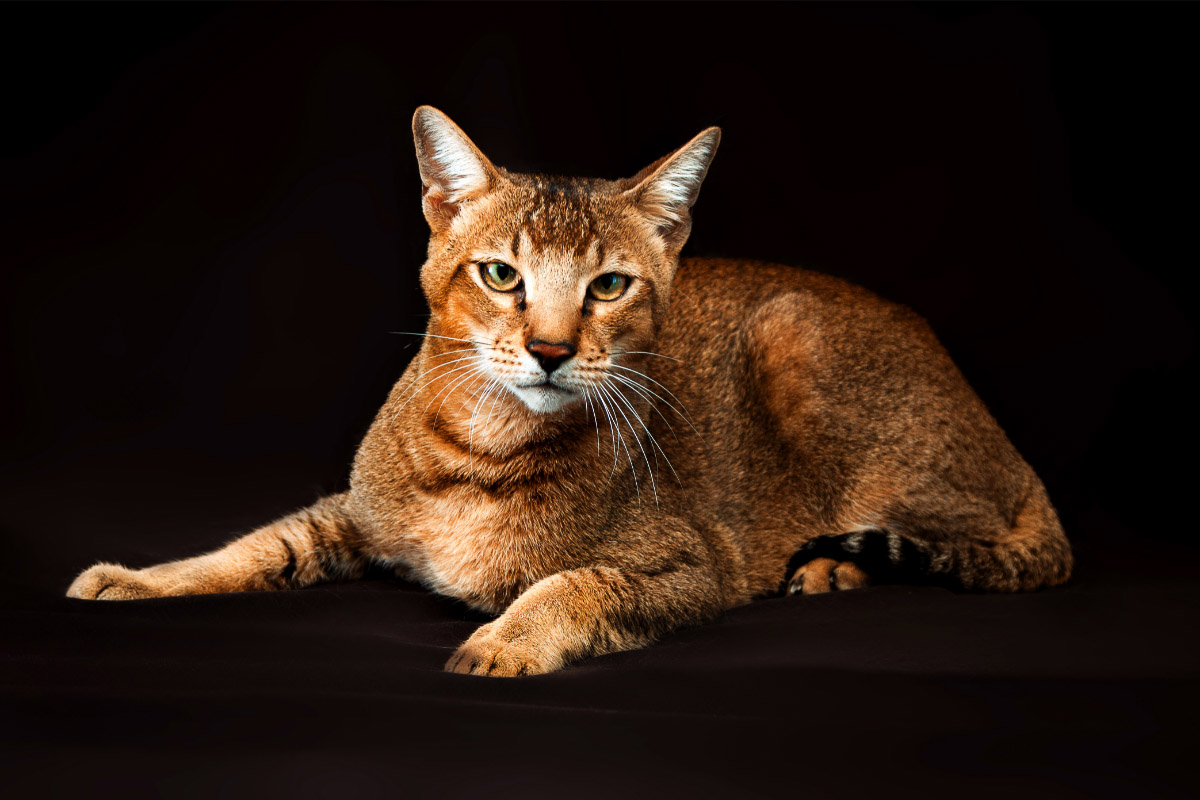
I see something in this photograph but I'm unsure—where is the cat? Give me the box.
[67,106,1073,676]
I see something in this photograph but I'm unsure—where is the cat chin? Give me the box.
[510,384,577,415]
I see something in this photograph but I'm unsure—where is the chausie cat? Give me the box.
[68,107,1073,676]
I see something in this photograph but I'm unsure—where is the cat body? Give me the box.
[68,109,1072,676]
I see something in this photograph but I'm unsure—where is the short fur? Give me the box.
[68,107,1072,676]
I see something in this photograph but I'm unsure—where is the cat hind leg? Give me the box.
[782,483,1074,594]
[785,557,871,595]
[779,529,932,596]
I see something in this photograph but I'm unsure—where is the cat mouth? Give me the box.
[509,380,581,414]
[519,381,572,393]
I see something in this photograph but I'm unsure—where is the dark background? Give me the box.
[2,3,1197,797]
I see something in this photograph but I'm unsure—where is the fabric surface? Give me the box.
[3,492,1197,797]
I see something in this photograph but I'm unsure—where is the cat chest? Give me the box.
[400,489,577,612]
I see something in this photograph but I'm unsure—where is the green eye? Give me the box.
[588,273,629,301]
[480,261,521,292]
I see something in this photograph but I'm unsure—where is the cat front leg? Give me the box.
[66,493,365,600]
[444,550,736,677]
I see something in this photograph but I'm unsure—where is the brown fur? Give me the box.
[67,107,1072,676]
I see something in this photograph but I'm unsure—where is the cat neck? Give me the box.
[395,340,655,490]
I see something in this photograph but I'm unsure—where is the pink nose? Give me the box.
[527,340,576,374]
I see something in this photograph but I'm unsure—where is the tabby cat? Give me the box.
[67,107,1073,676]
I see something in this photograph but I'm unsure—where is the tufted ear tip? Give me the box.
[626,126,722,247]
[698,126,722,148]
[688,127,722,173]
[411,107,498,231]
[412,105,449,136]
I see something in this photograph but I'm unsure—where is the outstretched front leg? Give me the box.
[446,526,742,677]
[67,493,365,600]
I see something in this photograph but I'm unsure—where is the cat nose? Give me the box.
[527,340,576,375]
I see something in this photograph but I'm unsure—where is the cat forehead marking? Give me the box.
[517,179,605,256]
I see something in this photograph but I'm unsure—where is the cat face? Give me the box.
[411,107,719,415]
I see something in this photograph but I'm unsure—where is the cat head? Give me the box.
[411,106,719,415]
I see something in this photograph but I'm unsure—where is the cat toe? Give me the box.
[445,623,552,677]
[66,563,157,600]
[832,561,870,590]
[787,558,870,595]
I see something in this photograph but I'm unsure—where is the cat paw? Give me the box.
[66,563,159,600]
[787,557,870,595]
[444,622,555,677]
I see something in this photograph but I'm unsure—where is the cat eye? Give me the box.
[588,273,629,301]
[480,261,522,292]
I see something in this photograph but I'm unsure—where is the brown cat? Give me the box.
[67,107,1073,676]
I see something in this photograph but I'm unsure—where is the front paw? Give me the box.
[66,563,159,600]
[444,622,556,677]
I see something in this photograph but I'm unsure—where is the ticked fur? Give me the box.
[68,107,1072,676]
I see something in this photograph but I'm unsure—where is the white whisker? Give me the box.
[610,350,682,363]
[416,365,483,420]
[428,347,479,359]
[477,378,507,426]
[594,384,622,482]
[608,372,682,443]
[606,376,684,489]
[389,331,491,347]
[582,388,602,455]
[603,379,672,503]
[608,363,705,443]
[388,355,486,425]
[601,380,657,490]
[597,382,648,506]
[430,368,487,421]
[394,357,481,411]
[468,378,501,468]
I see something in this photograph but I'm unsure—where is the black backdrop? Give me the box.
[2,3,1197,797]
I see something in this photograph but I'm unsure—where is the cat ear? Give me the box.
[412,106,500,231]
[625,127,721,248]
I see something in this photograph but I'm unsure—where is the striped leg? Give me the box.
[66,493,365,600]
[781,529,933,596]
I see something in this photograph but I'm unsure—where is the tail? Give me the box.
[784,482,1073,593]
